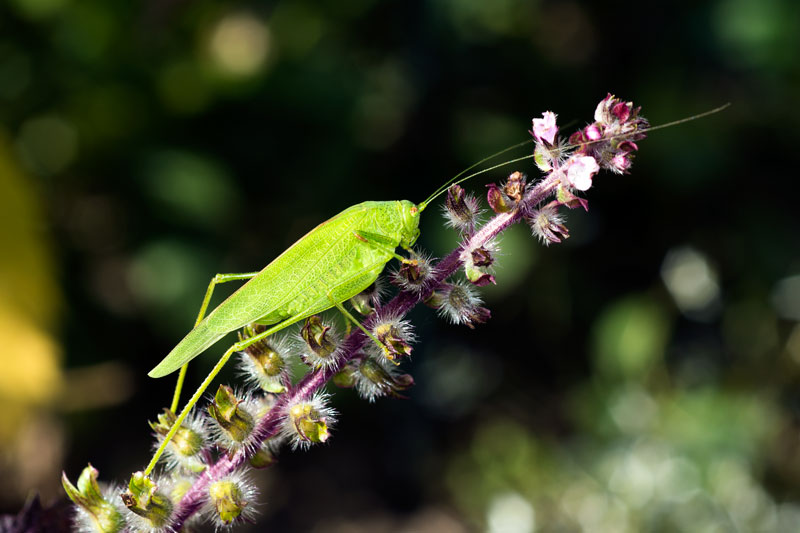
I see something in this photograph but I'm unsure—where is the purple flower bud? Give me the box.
[527,204,570,246]
[471,246,494,267]
[464,266,495,286]
[349,281,382,316]
[392,255,434,294]
[437,281,491,329]
[503,171,526,202]
[609,153,632,173]
[612,101,631,122]
[556,184,589,211]
[569,130,585,146]
[443,184,481,233]
[486,183,512,213]
[594,93,616,124]
[464,306,491,329]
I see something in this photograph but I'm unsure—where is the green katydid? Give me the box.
[143,103,730,475]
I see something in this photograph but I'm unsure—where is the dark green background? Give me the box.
[1,0,798,530]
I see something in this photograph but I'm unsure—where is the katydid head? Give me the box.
[399,200,421,247]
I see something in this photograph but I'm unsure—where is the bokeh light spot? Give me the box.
[208,12,271,78]
[660,246,721,321]
[486,492,535,533]
[770,274,800,320]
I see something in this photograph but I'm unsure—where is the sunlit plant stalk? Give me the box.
[63,95,728,531]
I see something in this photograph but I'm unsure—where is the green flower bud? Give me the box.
[332,361,359,388]
[62,465,126,533]
[120,472,173,528]
[208,385,255,447]
[301,315,337,358]
[356,357,415,401]
[209,480,245,524]
[205,473,258,528]
[349,282,381,316]
[239,325,290,393]
[282,393,336,449]
[149,409,207,472]
[373,318,414,362]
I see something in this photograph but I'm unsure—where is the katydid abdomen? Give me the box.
[148,200,420,378]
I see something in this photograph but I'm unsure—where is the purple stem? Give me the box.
[169,171,560,529]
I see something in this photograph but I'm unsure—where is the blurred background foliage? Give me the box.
[0,0,798,531]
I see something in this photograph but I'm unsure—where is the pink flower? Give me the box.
[584,123,602,141]
[566,156,600,191]
[531,111,558,145]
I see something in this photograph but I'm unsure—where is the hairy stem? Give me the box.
[168,171,560,529]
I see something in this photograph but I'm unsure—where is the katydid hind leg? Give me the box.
[146,316,300,475]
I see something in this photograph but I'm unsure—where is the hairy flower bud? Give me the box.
[281,393,336,450]
[249,444,278,469]
[349,281,383,316]
[504,171,526,203]
[436,281,491,329]
[371,315,415,363]
[555,183,589,211]
[62,465,126,533]
[208,385,256,451]
[527,203,570,245]
[120,472,173,529]
[443,184,481,234]
[332,361,359,388]
[486,183,512,213]
[238,325,291,393]
[355,357,415,402]
[299,315,340,369]
[205,473,258,528]
[392,254,434,294]
[149,409,207,473]
[487,172,526,214]
[461,242,497,287]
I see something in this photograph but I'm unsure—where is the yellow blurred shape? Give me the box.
[0,131,64,502]
[0,133,61,326]
[0,304,61,410]
[208,12,271,77]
